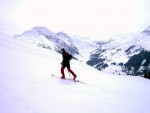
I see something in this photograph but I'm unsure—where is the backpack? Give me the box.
[69,54,72,60]
[65,52,72,60]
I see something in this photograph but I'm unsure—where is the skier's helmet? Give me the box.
[61,48,65,52]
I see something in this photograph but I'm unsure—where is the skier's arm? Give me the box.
[61,53,65,64]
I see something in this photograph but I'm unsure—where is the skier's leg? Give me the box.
[67,68,77,80]
[61,66,65,79]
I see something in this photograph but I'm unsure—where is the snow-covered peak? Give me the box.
[33,27,56,38]
[17,27,56,39]
[14,26,98,56]
[56,31,69,38]
[55,31,73,44]
[142,26,150,35]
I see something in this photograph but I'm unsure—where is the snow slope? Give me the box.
[0,33,150,113]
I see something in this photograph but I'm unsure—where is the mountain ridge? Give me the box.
[15,27,80,55]
[87,26,150,77]
[15,26,99,61]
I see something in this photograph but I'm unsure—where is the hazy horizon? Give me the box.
[0,0,150,40]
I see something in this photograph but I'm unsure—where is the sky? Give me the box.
[0,0,150,39]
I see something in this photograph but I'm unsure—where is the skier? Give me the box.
[60,48,77,80]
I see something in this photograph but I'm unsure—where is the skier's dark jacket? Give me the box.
[61,50,72,68]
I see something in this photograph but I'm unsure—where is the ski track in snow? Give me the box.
[0,34,150,113]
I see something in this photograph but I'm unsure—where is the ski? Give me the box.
[51,74,86,84]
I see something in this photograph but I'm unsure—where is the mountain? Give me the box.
[142,26,150,35]
[87,26,150,77]
[15,27,98,60]
[15,27,79,55]
[15,26,150,78]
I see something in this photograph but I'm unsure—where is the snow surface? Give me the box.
[0,33,150,113]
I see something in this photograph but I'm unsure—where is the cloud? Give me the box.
[0,0,150,39]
